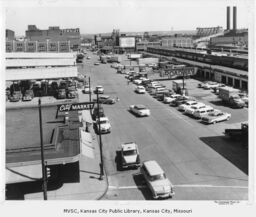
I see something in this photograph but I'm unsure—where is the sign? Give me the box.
[57,102,95,112]
[119,37,135,48]
[165,67,197,77]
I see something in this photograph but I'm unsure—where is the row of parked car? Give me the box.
[6,79,79,102]
[123,75,232,124]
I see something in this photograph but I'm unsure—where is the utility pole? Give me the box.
[96,92,104,180]
[89,77,92,114]
[38,99,47,200]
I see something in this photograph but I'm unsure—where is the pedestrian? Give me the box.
[116,96,120,102]
[127,80,130,85]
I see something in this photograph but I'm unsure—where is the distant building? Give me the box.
[195,26,223,38]
[25,25,81,51]
[6,29,15,41]
[210,31,248,49]
[162,37,193,48]
[136,41,161,51]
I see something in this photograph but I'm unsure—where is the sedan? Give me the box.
[178,100,198,112]
[135,86,146,94]
[94,62,100,65]
[202,110,231,124]
[129,104,150,117]
[94,85,104,94]
[94,95,116,104]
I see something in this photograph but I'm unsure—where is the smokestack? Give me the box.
[227,6,230,30]
[233,6,237,32]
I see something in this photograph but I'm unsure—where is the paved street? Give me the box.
[78,52,248,200]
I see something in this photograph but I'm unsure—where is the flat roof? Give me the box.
[6,106,81,166]
[143,51,248,78]
[6,52,77,59]
[6,58,76,68]
[6,66,78,81]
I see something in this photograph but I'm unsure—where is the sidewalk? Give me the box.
[24,89,108,200]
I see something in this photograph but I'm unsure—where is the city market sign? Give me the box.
[57,102,95,112]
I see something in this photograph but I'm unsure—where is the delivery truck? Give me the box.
[218,86,245,108]
[172,80,187,95]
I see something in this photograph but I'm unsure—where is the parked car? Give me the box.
[198,81,210,88]
[94,95,116,104]
[86,56,91,60]
[92,105,105,120]
[135,86,146,94]
[178,100,198,112]
[22,89,34,101]
[66,86,77,99]
[9,91,22,102]
[94,62,100,65]
[193,106,215,119]
[94,85,104,94]
[202,110,231,124]
[57,88,66,99]
[163,93,181,104]
[82,84,92,94]
[203,82,220,90]
[169,96,190,107]
[140,160,175,199]
[184,103,206,115]
[129,104,150,117]
[95,117,111,133]
[120,142,140,169]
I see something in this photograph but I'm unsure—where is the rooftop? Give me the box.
[6,66,78,81]
[6,106,81,167]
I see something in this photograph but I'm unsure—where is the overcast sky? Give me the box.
[4,0,252,36]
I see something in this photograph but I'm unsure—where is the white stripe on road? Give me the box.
[108,184,248,190]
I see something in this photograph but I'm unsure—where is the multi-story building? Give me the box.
[162,37,193,48]
[136,41,161,51]
[6,29,15,41]
[5,25,81,52]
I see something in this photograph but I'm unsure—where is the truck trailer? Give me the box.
[218,86,245,108]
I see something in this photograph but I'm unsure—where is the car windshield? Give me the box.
[150,173,166,181]
[100,120,108,124]
[136,106,146,110]
[123,149,137,156]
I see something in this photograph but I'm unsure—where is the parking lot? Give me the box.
[77,51,248,200]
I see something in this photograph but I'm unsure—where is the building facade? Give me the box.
[25,25,80,51]
[161,37,193,48]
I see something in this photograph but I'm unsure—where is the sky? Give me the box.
[3,0,253,36]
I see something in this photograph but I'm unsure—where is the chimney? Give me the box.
[227,6,230,30]
[233,6,237,32]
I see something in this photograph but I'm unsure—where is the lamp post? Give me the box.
[38,98,47,200]
[96,92,104,180]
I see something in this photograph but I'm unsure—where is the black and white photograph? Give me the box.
[0,0,255,216]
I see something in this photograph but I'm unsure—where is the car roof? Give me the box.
[143,160,164,176]
[122,142,137,151]
[135,104,147,109]
[99,95,109,98]
[98,117,109,121]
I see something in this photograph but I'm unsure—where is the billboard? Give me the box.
[119,37,135,48]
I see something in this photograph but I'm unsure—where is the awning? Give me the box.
[6,66,78,81]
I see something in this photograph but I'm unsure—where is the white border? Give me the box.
[0,0,255,216]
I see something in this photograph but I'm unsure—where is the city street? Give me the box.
[79,52,248,200]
